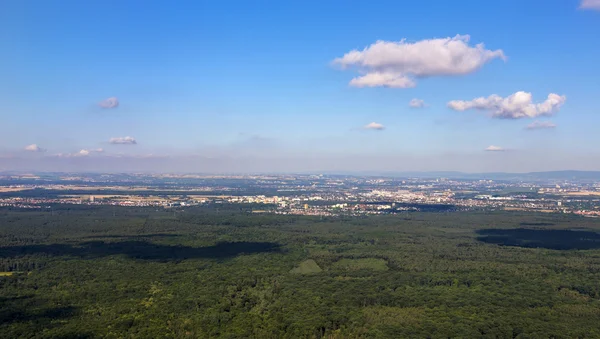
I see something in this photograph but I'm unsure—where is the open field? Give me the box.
[290,259,323,274]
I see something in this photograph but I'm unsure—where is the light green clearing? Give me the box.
[290,259,323,274]
[331,258,389,271]
[0,272,14,277]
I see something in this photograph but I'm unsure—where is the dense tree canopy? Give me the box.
[1,206,600,337]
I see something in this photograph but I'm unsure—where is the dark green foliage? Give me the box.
[1,206,600,337]
[477,228,600,250]
[0,241,280,261]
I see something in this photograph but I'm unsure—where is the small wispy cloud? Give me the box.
[409,98,426,108]
[109,136,137,145]
[77,149,103,156]
[363,122,385,130]
[24,144,45,152]
[580,0,600,10]
[98,97,119,109]
[54,149,104,158]
[485,145,505,152]
[526,121,556,130]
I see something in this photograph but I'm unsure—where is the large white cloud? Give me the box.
[580,0,600,10]
[526,121,556,130]
[98,97,119,109]
[109,136,137,145]
[364,122,385,130]
[409,98,426,108]
[24,144,45,152]
[447,91,566,119]
[333,34,505,88]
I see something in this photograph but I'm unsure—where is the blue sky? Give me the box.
[1,0,599,173]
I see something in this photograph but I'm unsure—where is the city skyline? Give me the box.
[1,0,599,172]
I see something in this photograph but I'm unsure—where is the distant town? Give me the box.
[2,172,600,217]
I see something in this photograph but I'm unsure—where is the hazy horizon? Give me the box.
[3,152,600,176]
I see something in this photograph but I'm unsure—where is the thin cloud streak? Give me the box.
[526,121,557,130]
[448,91,566,119]
[109,136,137,145]
[54,149,104,158]
[485,145,505,152]
[363,122,385,130]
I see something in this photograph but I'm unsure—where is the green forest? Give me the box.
[1,205,600,338]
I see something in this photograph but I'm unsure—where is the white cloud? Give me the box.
[109,136,137,145]
[333,34,505,88]
[364,122,385,130]
[98,97,119,109]
[580,0,600,10]
[409,98,426,108]
[526,120,556,130]
[24,144,45,152]
[349,72,415,88]
[485,145,505,152]
[54,149,104,158]
[447,91,566,119]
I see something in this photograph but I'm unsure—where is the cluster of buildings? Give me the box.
[2,173,600,217]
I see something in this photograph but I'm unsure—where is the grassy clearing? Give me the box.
[0,272,14,277]
[290,259,323,274]
[331,258,388,271]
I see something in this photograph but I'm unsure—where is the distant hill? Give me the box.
[522,171,600,180]
[324,170,600,181]
[408,171,600,181]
